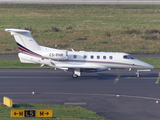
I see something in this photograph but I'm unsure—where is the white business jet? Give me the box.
[5,29,154,78]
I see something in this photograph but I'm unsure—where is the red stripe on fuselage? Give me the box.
[18,46,41,58]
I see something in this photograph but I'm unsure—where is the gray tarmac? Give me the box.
[0,68,160,120]
[0,0,160,4]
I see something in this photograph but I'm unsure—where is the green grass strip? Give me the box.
[138,58,160,69]
[1,4,160,54]
[0,104,107,120]
[0,59,50,68]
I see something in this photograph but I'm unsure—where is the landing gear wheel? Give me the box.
[72,74,78,78]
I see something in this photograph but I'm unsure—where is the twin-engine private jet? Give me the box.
[5,29,154,78]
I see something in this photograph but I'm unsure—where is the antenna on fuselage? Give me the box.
[71,48,74,51]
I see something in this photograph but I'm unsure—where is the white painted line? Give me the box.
[1,92,160,101]
[42,92,160,101]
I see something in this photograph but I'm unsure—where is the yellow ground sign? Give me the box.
[3,97,13,107]
[36,110,52,117]
[11,110,52,117]
[11,110,24,117]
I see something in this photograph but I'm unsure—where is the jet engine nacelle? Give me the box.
[42,50,68,60]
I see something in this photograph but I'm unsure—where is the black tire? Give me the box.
[72,74,78,78]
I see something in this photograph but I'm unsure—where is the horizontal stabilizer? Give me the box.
[5,29,30,33]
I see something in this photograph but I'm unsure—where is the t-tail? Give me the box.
[5,29,43,63]
[5,29,41,53]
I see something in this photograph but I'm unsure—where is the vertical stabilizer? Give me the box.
[5,29,41,52]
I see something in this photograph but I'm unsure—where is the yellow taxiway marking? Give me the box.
[114,74,121,83]
[155,72,160,84]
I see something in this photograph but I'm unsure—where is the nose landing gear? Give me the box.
[136,69,151,77]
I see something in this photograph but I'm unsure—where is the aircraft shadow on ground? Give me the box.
[82,73,159,80]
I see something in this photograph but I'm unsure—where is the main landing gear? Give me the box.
[72,68,81,78]
[72,74,78,78]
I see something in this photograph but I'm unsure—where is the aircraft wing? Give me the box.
[61,66,98,69]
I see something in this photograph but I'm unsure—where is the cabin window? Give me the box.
[73,55,77,58]
[103,56,106,59]
[97,56,100,59]
[84,55,87,59]
[123,55,135,59]
[109,56,113,59]
[91,55,94,59]
[123,55,130,59]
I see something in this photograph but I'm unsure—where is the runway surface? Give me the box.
[0,0,160,4]
[0,68,160,120]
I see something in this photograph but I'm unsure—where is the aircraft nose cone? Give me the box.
[144,63,154,69]
[135,59,154,69]
[148,64,154,69]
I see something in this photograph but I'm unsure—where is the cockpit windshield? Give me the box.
[123,55,135,59]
